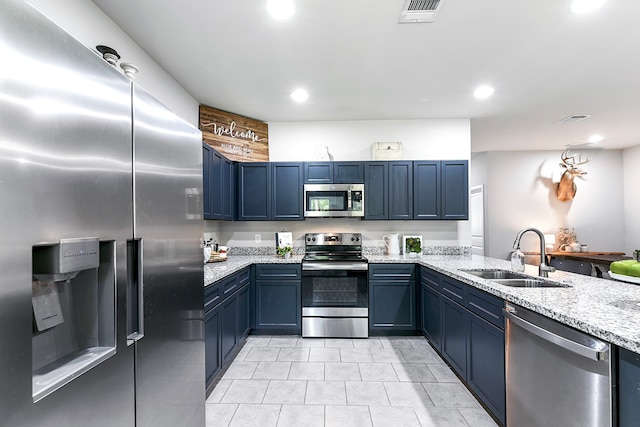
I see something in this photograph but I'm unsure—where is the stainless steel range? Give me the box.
[301,233,369,338]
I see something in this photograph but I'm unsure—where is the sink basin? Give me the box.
[492,278,569,288]
[460,269,525,280]
[459,269,570,288]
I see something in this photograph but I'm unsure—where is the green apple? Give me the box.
[610,260,638,275]
[629,263,640,278]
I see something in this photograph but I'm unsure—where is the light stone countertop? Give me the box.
[205,254,640,353]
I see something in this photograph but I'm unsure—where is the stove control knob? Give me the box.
[306,237,311,242]
[351,237,355,242]
[312,237,316,242]
[356,237,360,242]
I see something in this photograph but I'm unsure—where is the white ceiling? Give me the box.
[91,0,640,152]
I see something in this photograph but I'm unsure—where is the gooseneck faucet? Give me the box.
[512,228,556,277]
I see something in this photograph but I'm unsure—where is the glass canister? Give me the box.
[511,249,526,272]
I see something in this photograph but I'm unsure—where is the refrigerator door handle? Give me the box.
[126,238,144,345]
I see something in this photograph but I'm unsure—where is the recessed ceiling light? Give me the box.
[588,134,604,143]
[473,85,494,100]
[267,0,295,19]
[290,88,308,102]
[570,0,606,14]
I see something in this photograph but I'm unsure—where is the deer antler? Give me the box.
[560,150,590,169]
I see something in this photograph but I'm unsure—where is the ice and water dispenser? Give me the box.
[31,238,116,402]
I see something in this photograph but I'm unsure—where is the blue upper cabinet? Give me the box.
[303,162,332,183]
[333,161,364,183]
[203,144,233,221]
[389,161,413,220]
[413,161,440,220]
[304,161,364,184]
[236,162,271,220]
[364,162,388,220]
[271,162,304,221]
[441,160,469,220]
[202,143,213,219]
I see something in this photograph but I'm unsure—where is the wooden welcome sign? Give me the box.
[199,105,269,162]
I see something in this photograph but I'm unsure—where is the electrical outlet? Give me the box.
[255,233,261,243]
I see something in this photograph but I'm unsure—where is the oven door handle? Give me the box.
[302,262,369,271]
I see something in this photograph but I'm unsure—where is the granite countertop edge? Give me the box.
[204,254,640,353]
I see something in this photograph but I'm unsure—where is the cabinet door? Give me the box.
[209,149,224,219]
[237,162,270,220]
[364,162,388,220]
[369,281,415,330]
[421,283,442,352]
[333,161,364,183]
[619,348,640,427]
[441,160,469,220]
[468,314,505,425]
[237,284,250,339]
[271,162,304,220]
[388,161,413,220]
[303,162,332,183]
[221,294,238,366]
[202,143,213,219]
[255,281,301,332]
[222,158,234,221]
[205,304,221,387]
[413,161,440,220]
[442,297,467,378]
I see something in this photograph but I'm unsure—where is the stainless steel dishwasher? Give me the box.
[504,303,612,427]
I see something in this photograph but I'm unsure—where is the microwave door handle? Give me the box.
[347,191,352,211]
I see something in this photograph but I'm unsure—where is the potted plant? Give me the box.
[276,246,293,259]
[403,236,422,256]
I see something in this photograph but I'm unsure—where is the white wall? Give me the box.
[623,145,640,255]
[204,119,472,249]
[472,150,626,260]
[27,0,199,125]
[267,119,470,161]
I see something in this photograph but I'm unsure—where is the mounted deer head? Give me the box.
[556,150,589,201]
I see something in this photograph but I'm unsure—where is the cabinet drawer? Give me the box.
[222,275,239,296]
[205,282,222,312]
[442,277,465,304]
[369,264,415,280]
[420,267,442,289]
[237,267,250,286]
[255,264,301,280]
[467,288,504,329]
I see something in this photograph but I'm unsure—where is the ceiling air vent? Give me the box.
[399,0,444,23]
[555,114,592,125]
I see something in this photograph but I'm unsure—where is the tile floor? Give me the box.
[206,336,498,427]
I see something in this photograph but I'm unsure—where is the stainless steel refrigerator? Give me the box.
[0,1,205,425]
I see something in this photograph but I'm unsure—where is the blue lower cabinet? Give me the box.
[442,297,467,378]
[205,267,250,392]
[204,303,221,387]
[254,264,301,333]
[369,264,416,332]
[420,283,442,352]
[619,347,640,426]
[421,268,505,425]
[220,294,238,366]
[467,314,506,425]
[237,284,250,339]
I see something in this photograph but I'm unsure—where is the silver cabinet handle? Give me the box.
[503,309,608,361]
[126,238,144,346]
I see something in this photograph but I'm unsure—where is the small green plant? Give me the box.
[406,237,422,254]
[277,246,293,257]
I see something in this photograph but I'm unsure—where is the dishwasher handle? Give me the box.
[503,308,609,361]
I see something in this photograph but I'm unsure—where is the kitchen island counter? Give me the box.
[205,254,640,353]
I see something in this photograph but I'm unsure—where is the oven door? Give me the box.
[301,263,369,337]
[301,263,368,309]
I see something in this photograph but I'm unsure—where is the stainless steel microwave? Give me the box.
[303,184,364,217]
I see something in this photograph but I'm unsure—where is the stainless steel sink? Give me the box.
[492,278,569,288]
[460,269,525,280]
[459,269,570,288]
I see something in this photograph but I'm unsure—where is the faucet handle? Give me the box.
[540,264,556,273]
